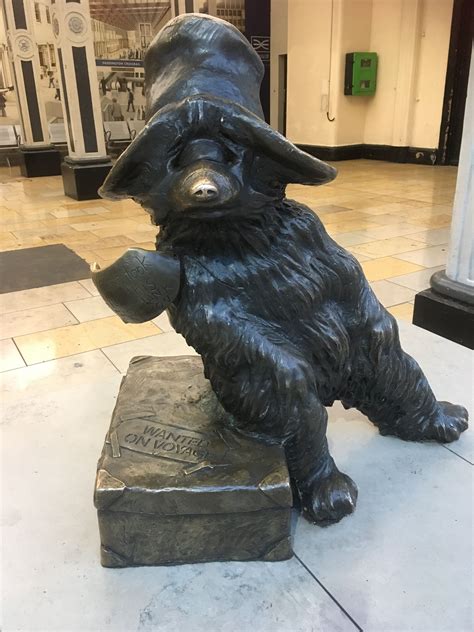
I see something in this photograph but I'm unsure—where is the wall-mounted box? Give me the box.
[344,52,378,96]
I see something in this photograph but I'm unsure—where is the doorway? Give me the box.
[278,54,287,136]
[438,0,473,165]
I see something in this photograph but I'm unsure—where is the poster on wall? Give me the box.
[89,1,171,123]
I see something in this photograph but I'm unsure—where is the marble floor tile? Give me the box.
[0,281,92,315]
[64,296,115,322]
[390,265,444,291]
[1,377,356,631]
[353,223,422,240]
[89,244,129,261]
[395,244,449,267]
[294,321,472,631]
[0,348,119,401]
[152,311,175,333]
[350,252,371,263]
[14,316,159,364]
[387,302,414,320]
[409,227,451,245]
[350,236,429,258]
[70,218,140,233]
[360,257,424,282]
[102,331,197,373]
[78,278,99,296]
[0,303,78,339]
[406,214,453,228]
[397,321,473,464]
[0,338,25,370]
[331,232,374,247]
[324,219,380,235]
[312,204,352,213]
[369,280,416,307]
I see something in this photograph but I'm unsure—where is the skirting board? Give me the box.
[297,144,439,165]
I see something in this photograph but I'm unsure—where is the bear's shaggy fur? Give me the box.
[97,14,468,525]
[157,196,468,525]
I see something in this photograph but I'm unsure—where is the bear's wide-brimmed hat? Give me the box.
[99,14,336,199]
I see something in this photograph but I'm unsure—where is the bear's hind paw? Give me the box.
[301,469,358,527]
[423,401,468,443]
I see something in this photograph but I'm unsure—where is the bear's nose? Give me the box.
[190,181,218,202]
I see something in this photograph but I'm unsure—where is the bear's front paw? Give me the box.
[300,469,358,526]
[424,401,469,443]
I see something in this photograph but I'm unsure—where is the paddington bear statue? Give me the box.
[93,14,468,526]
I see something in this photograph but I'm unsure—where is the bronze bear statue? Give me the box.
[93,14,468,526]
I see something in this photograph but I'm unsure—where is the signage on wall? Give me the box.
[250,36,270,64]
[96,59,143,68]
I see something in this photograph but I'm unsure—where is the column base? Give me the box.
[61,158,113,201]
[19,147,62,177]
[413,289,474,349]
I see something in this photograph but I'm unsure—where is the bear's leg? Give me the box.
[345,315,468,442]
[283,397,358,526]
[208,354,357,526]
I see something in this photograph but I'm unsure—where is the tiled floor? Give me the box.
[1,160,472,632]
[0,159,457,367]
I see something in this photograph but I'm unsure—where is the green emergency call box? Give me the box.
[344,52,378,96]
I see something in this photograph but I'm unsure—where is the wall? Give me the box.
[410,0,454,148]
[286,0,335,145]
[285,0,454,151]
[333,0,372,146]
[270,0,288,131]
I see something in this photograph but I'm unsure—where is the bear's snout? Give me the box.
[171,161,240,215]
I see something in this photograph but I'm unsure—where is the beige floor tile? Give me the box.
[350,237,428,258]
[78,278,99,296]
[331,231,374,247]
[360,257,424,282]
[64,296,114,322]
[101,331,197,374]
[406,214,452,228]
[49,208,93,219]
[387,302,414,321]
[353,224,422,240]
[408,227,451,245]
[11,225,79,240]
[70,218,140,233]
[0,282,91,315]
[89,245,129,261]
[394,245,449,267]
[323,219,380,235]
[318,210,371,223]
[0,338,25,371]
[152,311,174,333]
[0,232,18,248]
[350,252,371,263]
[14,316,159,364]
[369,280,416,307]
[390,266,444,291]
[311,204,352,214]
[0,303,78,339]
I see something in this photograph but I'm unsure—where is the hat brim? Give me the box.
[99,95,336,200]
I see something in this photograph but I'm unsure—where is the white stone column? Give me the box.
[50,0,107,160]
[0,0,61,175]
[49,0,111,199]
[431,44,474,305]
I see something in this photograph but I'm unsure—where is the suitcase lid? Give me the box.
[94,356,292,515]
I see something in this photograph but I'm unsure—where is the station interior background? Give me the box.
[0,2,473,632]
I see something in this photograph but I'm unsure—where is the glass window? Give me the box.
[45,7,51,24]
[34,3,41,22]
